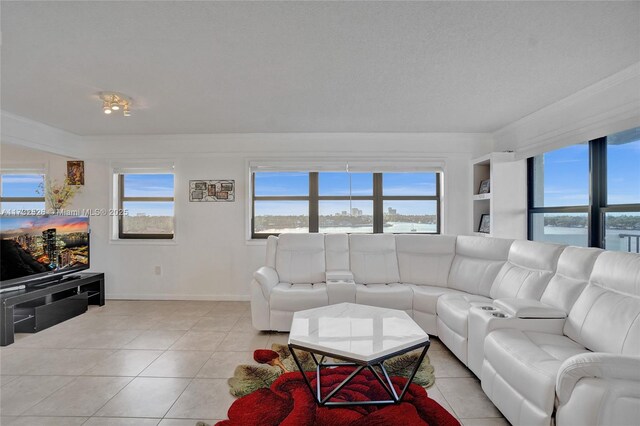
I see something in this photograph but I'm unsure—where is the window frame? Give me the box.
[117,173,175,240]
[0,173,46,212]
[528,135,640,249]
[251,171,441,238]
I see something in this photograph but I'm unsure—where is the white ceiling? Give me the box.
[1,1,639,136]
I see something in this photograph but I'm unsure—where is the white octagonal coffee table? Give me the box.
[288,302,430,406]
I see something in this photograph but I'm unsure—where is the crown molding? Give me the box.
[1,110,86,157]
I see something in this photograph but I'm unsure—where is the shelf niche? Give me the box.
[471,152,527,239]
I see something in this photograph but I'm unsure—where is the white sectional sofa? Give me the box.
[250,233,640,426]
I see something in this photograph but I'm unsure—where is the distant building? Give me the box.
[387,207,397,215]
[42,228,57,264]
[341,210,348,215]
[58,249,72,268]
[351,208,363,216]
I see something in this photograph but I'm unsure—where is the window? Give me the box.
[528,144,589,246]
[0,173,46,213]
[382,173,439,234]
[528,127,640,252]
[118,173,175,239]
[252,171,441,238]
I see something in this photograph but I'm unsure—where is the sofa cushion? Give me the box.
[275,233,326,284]
[411,285,465,316]
[349,234,400,284]
[540,246,602,313]
[325,234,350,271]
[355,283,412,311]
[436,293,493,336]
[564,251,640,356]
[448,236,513,296]
[483,329,589,420]
[489,240,564,301]
[396,234,456,286]
[270,282,328,311]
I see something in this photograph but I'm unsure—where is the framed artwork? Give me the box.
[190,180,235,202]
[478,214,490,234]
[67,160,85,186]
[478,179,490,194]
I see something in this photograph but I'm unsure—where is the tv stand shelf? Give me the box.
[0,272,104,346]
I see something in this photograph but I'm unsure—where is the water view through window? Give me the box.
[252,171,440,235]
[529,128,640,252]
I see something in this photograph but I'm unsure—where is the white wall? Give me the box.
[1,120,489,300]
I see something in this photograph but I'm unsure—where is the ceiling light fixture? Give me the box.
[99,92,132,117]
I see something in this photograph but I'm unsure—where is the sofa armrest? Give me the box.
[253,266,279,299]
[556,352,640,403]
[326,270,354,281]
[494,298,567,319]
[326,277,356,305]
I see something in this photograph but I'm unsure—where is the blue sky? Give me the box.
[254,172,437,215]
[122,174,175,216]
[1,174,43,197]
[539,137,639,207]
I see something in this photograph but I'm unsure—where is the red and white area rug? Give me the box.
[215,346,459,426]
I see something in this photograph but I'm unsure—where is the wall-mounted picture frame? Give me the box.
[478,179,490,194]
[189,180,235,202]
[67,160,85,186]
[478,214,490,234]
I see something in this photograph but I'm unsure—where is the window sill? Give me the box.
[245,239,267,246]
[109,239,178,246]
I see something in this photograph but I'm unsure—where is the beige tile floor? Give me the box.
[0,301,509,426]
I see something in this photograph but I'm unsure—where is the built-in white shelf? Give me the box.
[471,153,527,239]
[473,193,492,201]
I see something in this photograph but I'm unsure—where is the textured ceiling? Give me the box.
[1,1,639,135]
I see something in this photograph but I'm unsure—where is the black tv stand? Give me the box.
[0,272,105,346]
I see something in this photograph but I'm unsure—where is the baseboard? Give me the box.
[105,293,251,301]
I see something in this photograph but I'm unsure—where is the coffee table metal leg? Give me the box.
[397,342,430,400]
[289,342,430,406]
[289,344,319,403]
[368,364,399,401]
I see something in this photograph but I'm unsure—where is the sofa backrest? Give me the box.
[540,246,602,313]
[564,251,640,355]
[266,235,278,268]
[275,233,326,284]
[349,234,400,284]
[489,240,565,300]
[396,234,456,286]
[448,236,513,296]
[325,234,350,271]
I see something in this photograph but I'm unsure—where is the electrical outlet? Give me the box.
[154,266,162,275]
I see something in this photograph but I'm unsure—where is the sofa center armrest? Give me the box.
[494,298,567,319]
[326,270,354,282]
[326,275,356,305]
[253,266,279,299]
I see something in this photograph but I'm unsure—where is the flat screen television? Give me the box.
[0,215,90,288]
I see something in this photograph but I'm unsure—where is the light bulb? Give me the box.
[123,110,131,117]
[103,106,112,114]
[110,102,120,111]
